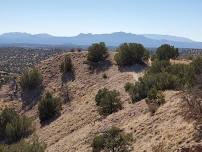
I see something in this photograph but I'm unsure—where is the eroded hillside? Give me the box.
[0,52,201,152]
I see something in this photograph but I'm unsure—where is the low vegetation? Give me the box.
[125,55,198,103]
[0,71,11,88]
[124,46,202,113]
[145,88,165,113]
[20,68,42,90]
[60,54,73,73]
[0,136,46,152]
[0,108,33,143]
[95,88,122,116]
[114,43,149,66]
[190,56,202,74]
[38,92,62,123]
[0,47,66,74]
[92,126,133,152]
[87,42,108,62]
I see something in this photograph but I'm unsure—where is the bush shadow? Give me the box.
[21,87,43,111]
[86,59,112,74]
[61,70,75,84]
[40,113,61,127]
[118,62,148,73]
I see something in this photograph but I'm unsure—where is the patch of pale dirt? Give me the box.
[170,59,192,65]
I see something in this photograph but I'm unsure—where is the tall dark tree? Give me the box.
[114,43,149,66]
[156,44,179,60]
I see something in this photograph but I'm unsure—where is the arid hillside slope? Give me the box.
[0,52,201,152]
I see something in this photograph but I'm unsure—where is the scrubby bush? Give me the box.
[0,108,33,143]
[114,43,149,66]
[20,68,42,90]
[38,92,62,122]
[165,64,195,88]
[146,88,165,113]
[87,42,108,62]
[95,88,122,116]
[127,72,178,102]
[124,82,135,94]
[0,136,46,152]
[60,55,73,73]
[156,44,179,60]
[92,126,133,152]
[191,56,202,75]
[147,88,165,105]
[126,60,195,103]
[147,60,171,74]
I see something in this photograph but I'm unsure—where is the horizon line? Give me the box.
[0,31,198,42]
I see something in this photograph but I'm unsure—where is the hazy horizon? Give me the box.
[0,0,202,41]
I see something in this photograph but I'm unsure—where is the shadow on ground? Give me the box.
[118,63,148,73]
[61,70,75,84]
[21,87,43,111]
[86,60,112,74]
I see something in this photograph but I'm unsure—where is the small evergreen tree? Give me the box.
[114,43,149,66]
[87,42,108,62]
[156,44,179,60]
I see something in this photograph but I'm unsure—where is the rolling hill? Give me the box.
[0,52,201,151]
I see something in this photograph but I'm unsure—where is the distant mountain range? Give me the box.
[0,32,202,48]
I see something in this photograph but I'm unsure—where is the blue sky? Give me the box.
[0,0,202,41]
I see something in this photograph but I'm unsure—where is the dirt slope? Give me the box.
[0,52,200,152]
[33,52,145,152]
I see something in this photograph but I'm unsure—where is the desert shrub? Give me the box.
[114,43,149,66]
[0,108,33,143]
[87,42,108,62]
[20,68,42,90]
[165,64,195,88]
[127,60,195,103]
[92,126,133,152]
[0,136,46,152]
[102,73,107,79]
[187,54,194,60]
[182,86,202,120]
[124,82,135,94]
[156,44,179,60]
[95,88,122,116]
[129,72,178,102]
[38,92,62,122]
[146,88,165,112]
[60,55,73,73]
[191,56,202,75]
[147,60,171,74]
